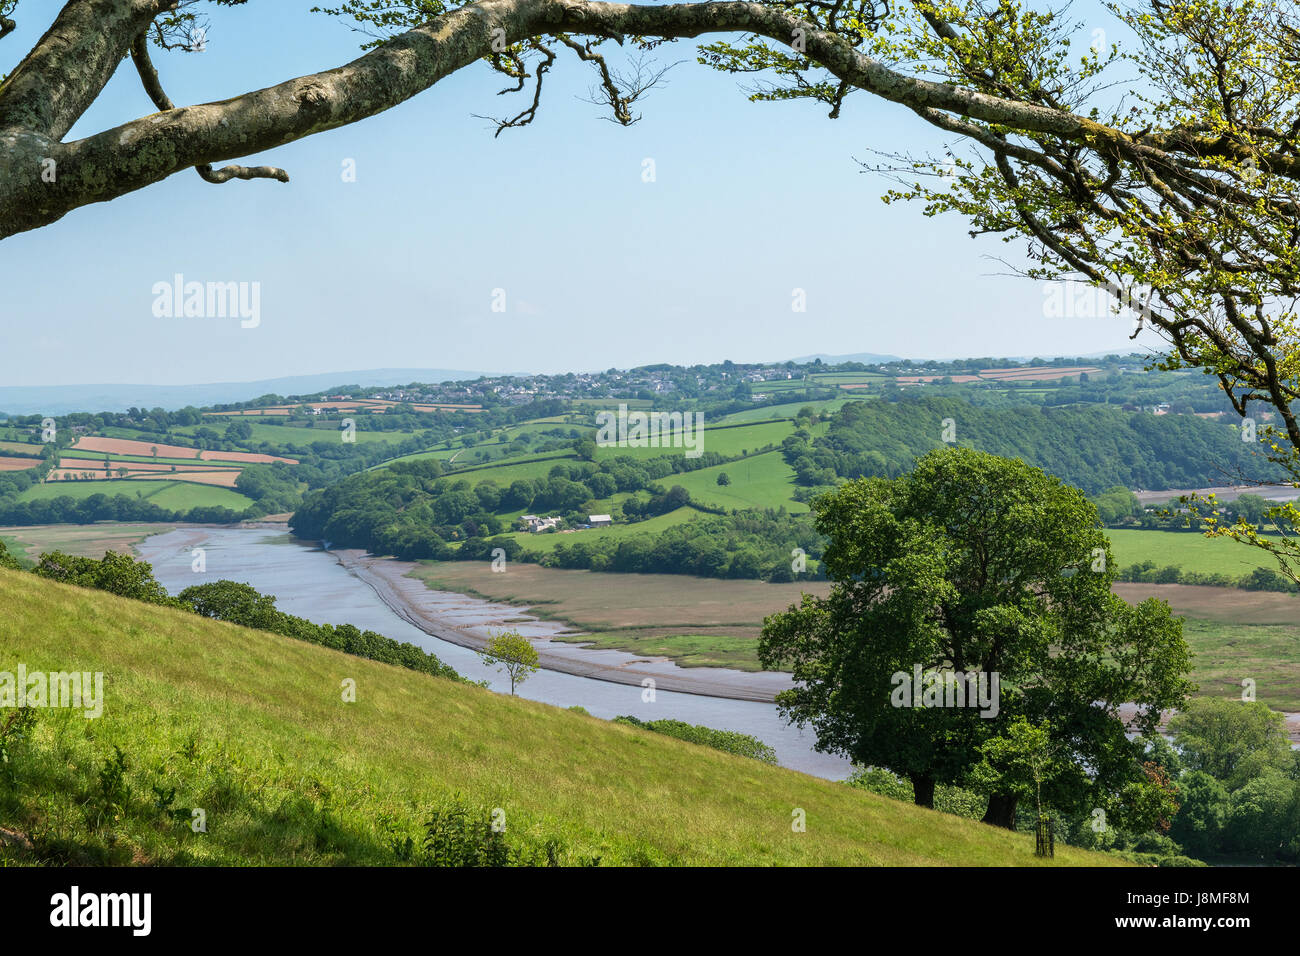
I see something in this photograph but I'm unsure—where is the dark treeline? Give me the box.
[784,396,1287,494]
[453,511,820,581]
[0,494,244,526]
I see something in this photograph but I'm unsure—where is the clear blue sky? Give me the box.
[0,0,1160,386]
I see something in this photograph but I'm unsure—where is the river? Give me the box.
[135,527,853,780]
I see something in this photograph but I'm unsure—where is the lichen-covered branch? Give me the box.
[129,32,290,184]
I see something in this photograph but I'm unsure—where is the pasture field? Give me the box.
[659,451,807,513]
[0,567,1116,866]
[718,397,867,424]
[0,440,41,455]
[500,507,697,553]
[745,379,816,393]
[1178,619,1300,710]
[592,419,795,461]
[385,422,587,467]
[15,478,254,511]
[1107,529,1281,577]
[443,453,581,485]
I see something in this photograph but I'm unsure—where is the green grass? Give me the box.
[0,567,1119,866]
[661,451,807,513]
[1108,529,1281,576]
[16,479,253,511]
[551,631,764,670]
[500,507,698,553]
[718,397,869,424]
[808,372,887,384]
[1180,619,1300,710]
[0,534,32,566]
[593,420,794,462]
[381,422,587,467]
[443,453,582,485]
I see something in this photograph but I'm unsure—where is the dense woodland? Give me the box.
[785,397,1285,494]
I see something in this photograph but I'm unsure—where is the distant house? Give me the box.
[588,514,612,527]
[520,514,561,533]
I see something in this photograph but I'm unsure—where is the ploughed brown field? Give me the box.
[70,435,297,464]
[0,456,38,471]
[127,470,241,487]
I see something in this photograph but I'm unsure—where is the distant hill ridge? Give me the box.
[0,369,488,416]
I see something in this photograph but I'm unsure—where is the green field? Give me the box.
[497,507,697,553]
[593,419,795,461]
[1180,619,1300,710]
[662,451,807,512]
[808,372,887,385]
[16,479,253,511]
[0,567,1116,866]
[443,453,582,484]
[718,397,868,424]
[1108,529,1281,577]
[388,426,584,467]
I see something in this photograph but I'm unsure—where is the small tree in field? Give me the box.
[970,719,1061,854]
[479,630,539,695]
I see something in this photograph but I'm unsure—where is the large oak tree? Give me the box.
[760,447,1193,827]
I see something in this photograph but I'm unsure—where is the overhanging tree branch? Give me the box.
[128,31,290,184]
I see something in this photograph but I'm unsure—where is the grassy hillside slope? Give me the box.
[0,569,1120,866]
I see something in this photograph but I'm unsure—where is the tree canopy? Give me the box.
[760,446,1193,827]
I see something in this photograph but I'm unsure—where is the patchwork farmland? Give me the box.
[37,436,297,493]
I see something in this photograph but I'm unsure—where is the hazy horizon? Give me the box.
[0,1,1159,388]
